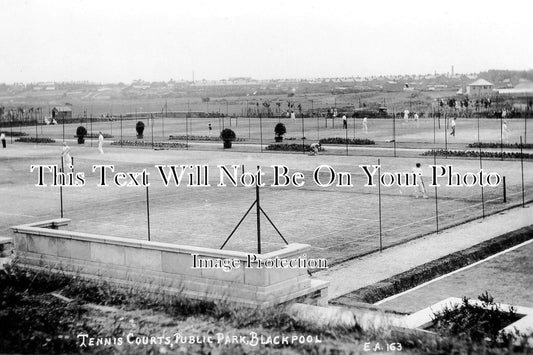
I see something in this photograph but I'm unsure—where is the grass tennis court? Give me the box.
[1,137,531,266]
[377,240,533,313]
[7,115,533,152]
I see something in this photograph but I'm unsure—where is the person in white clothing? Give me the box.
[98,131,104,154]
[362,117,368,133]
[502,120,511,144]
[450,117,456,137]
[412,163,428,199]
[61,142,72,171]
[310,142,321,156]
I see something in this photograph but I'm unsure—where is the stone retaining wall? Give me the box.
[11,219,328,307]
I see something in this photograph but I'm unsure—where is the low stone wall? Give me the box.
[11,219,328,307]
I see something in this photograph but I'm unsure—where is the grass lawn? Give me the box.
[1,141,531,266]
[378,241,533,313]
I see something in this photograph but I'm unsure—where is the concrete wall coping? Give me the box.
[11,219,311,260]
[0,237,13,244]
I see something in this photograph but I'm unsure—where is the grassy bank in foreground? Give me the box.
[1,263,531,354]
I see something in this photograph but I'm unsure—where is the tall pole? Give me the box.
[60,157,64,218]
[120,114,123,148]
[444,113,448,157]
[524,99,529,144]
[317,104,320,140]
[352,116,356,139]
[162,101,166,139]
[500,113,503,160]
[520,136,525,207]
[62,112,65,142]
[151,114,154,149]
[146,184,151,241]
[393,107,397,157]
[186,113,189,150]
[345,122,348,156]
[90,114,93,147]
[479,144,485,218]
[433,112,439,234]
[377,158,383,252]
[35,109,38,142]
[259,113,263,153]
[302,113,305,154]
[255,166,262,254]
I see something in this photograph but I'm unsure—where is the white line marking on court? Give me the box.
[374,237,533,306]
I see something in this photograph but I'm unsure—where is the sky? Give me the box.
[1,0,532,84]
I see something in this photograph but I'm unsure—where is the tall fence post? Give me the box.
[520,136,525,207]
[345,123,348,156]
[256,166,262,254]
[260,114,263,153]
[503,176,507,203]
[60,157,64,218]
[120,114,123,147]
[146,181,151,242]
[433,114,439,234]
[377,158,383,252]
[479,145,485,218]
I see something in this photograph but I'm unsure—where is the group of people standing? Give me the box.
[61,131,105,171]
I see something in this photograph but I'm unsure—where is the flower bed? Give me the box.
[0,131,29,137]
[74,133,113,139]
[266,143,325,152]
[431,293,522,343]
[468,142,533,149]
[168,135,245,142]
[15,137,55,143]
[319,137,375,145]
[422,149,533,159]
[111,140,188,149]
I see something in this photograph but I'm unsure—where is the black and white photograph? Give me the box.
[1,0,532,354]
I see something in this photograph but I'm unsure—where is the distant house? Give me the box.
[466,79,494,96]
[52,106,72,121]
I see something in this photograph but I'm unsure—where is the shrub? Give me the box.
[432,292,521,344]
[274,123,287,137]
[136,121,145,135]
[75,126,87,138]
[220,128,236,141]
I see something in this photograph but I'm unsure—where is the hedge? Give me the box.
[468,142,533,149]
[15,137,55,143]
[266,143,325,152]
[169,135,245,142]
[0,131,29,137]
[422,149,533,159]
[319,137,375,145]
[111,140,188,149]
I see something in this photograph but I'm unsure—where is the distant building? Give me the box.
[52,106,72,121]
[466,79,494,96]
